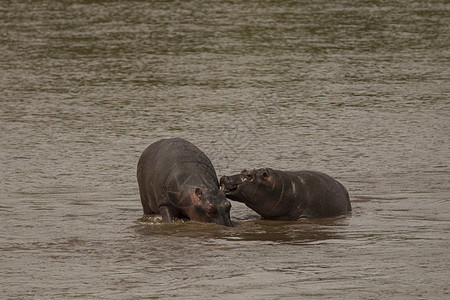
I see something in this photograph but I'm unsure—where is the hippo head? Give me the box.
[220,168,275,202]
[220,168,286,219]
[187,187,233,227]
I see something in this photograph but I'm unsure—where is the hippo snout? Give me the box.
[219,175,229,187]
[220,176,234,192]
[214,212,233,227]
[220,175,242,195]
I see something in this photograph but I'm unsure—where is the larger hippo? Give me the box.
[220,168,351,220]
[137,138,232,226]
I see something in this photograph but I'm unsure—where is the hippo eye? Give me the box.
[206,204,217,216]
[244,172,254,181]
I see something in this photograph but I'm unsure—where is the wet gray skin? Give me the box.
[138,138,232,226]
[220,168,351,220]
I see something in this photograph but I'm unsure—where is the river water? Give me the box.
[1,0,449,299]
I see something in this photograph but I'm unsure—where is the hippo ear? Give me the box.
[260,170,269,180]
[195,187,203,197]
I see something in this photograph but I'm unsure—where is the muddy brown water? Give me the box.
[1,1,449,298]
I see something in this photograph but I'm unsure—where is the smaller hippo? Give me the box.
[220,168,351,220]
[137,138,232,226]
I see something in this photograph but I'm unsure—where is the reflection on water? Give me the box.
[135,216,349,244]
[1,0,449,298]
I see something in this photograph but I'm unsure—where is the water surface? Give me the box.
[1,0,449,298]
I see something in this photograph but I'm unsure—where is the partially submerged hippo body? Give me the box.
[220,168,351,220]
[137,138,232,226]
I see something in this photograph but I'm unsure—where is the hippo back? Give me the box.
[138,138,219,190]
[288,170,351,218]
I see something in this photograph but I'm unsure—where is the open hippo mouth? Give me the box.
[222,186,237,194]
[220,182,238,194]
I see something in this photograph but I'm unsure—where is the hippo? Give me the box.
[220,168,351,220]
[137,138,232,226]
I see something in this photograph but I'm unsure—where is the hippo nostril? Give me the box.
[219,176,229,185]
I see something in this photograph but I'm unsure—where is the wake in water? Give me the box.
[137,214,188,225]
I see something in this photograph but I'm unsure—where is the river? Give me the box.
[1,0,449,298]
